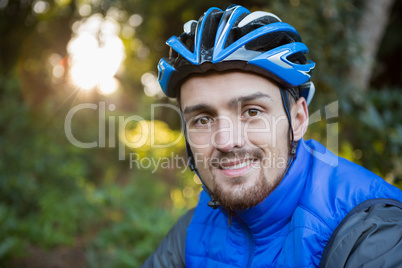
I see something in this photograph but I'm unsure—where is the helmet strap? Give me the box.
[279,88,297,175]
[179,108,220,208]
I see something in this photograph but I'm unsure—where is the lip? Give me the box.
[218,159,258,178]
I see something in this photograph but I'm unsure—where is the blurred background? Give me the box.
[0,0,401,267]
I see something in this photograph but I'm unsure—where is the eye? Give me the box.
[244,109,261,118]
[195,116,212,125]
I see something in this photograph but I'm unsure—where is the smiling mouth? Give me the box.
[219,159,257,170]
[215,158,259,178]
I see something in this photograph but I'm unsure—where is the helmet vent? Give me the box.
[200,10,223,56]
[245,32,301,53]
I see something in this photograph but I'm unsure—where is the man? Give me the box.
[143,5,402,267]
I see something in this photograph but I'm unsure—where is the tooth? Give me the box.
[221,159,253,170]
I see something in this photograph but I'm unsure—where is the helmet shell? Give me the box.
[158,5,315,104]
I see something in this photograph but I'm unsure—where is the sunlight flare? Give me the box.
[67,14,125,94]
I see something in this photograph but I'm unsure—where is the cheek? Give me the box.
[187,131,213,153]
[188,139,215,190]
[187,131,215,171]
[244,115,289,148]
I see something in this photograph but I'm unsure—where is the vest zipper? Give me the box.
[228,211,234,228]
[232,213,255,267]
[245,225,255,267]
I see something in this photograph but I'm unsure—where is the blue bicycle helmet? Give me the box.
[158,5,315,105]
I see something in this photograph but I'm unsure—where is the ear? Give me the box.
[291,97,309,141]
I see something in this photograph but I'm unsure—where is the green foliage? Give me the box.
[0,205,22,260]
[85,175,180,268]
[0,77,184,264]
[343,88,402,180]
[0,77,96,260]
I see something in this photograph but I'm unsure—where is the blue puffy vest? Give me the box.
[185,139,402,267]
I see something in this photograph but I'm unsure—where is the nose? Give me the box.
[213,116,244,152]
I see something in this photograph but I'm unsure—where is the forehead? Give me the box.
[180,71,280,107]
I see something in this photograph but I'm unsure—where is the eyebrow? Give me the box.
[183,104,213,116]
[182,92,273,116]
[228,92,273,108]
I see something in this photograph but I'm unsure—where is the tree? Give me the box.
[347,0,395,91]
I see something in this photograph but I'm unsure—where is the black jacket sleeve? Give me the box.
[141,208,195,268]
[320,199,402,268]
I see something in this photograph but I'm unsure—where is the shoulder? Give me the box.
[141,208,195,268]
[299,139,402,231]
[320,201,402,267]
[290,140,402,262]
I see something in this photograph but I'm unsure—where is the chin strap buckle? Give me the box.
[291,146,297,156]
[207,200,220,209]
[290,141,298,156]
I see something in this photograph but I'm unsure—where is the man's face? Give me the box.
[181,71,307,210]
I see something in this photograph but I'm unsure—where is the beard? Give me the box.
[209,146,290,211]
